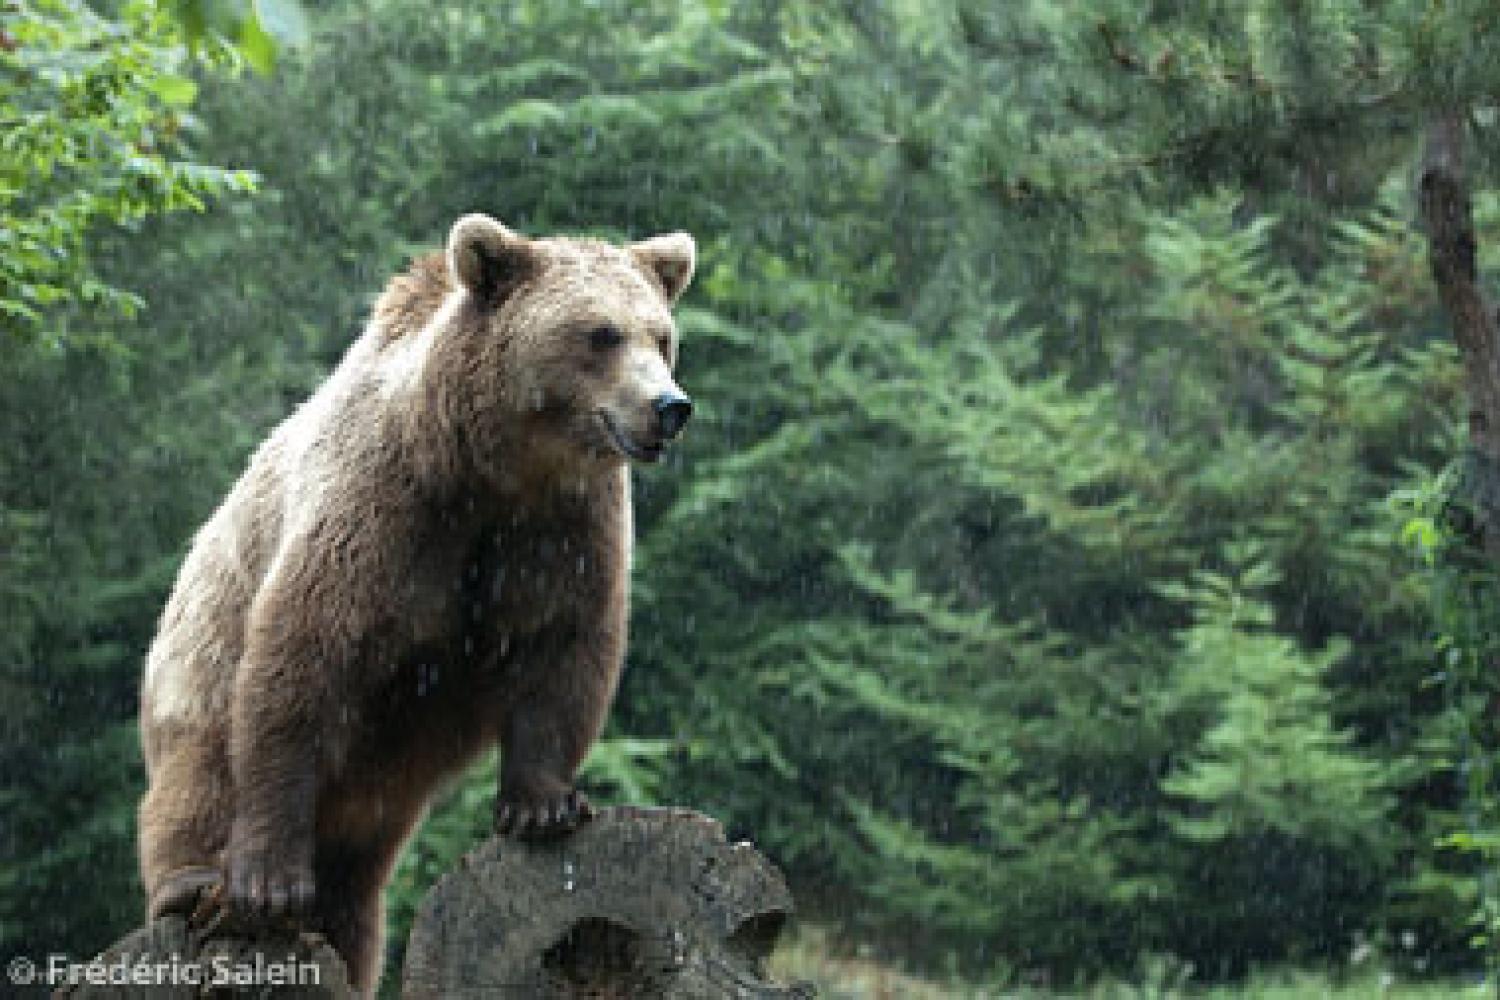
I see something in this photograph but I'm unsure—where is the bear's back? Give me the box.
[140,337,392,737]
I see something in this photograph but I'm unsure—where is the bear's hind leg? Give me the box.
[138,728,234,918]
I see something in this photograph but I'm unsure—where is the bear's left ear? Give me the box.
[447,213,538,304]
[630,232,696,305]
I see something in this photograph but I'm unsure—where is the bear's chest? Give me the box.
[477,529,598,635]
[399,497,610,663]
[427,515,599,645]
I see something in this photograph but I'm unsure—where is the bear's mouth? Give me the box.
[597,412,664,463]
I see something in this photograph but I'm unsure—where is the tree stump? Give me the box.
[50,913,351,999]
[402,806,814,999]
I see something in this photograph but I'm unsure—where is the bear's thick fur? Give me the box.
[137,214,695,994]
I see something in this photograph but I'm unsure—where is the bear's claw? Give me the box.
[495,788,594,839]
[150,866,223,922]
[224,849,315,922]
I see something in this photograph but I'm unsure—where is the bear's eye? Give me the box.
[588,325,624,351]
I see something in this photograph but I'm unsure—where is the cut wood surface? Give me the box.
[402,805,814,998]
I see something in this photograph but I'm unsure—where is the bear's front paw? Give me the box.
[225,839,315,921]
[495,786,594,839]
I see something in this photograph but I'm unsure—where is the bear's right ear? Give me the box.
[447,214,537,304]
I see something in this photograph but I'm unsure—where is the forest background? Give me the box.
[7,1,1500,995]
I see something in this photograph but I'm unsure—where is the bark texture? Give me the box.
[402,806,814,999]
[1418,112,1500,557]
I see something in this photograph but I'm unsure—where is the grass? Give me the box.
[769,925,1493,999]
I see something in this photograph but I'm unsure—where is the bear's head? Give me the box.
[439,213,696,480]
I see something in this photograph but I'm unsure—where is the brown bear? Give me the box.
[136,213,696,994]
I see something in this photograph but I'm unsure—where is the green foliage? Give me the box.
[0,0,257,346]
[161,0,308,72]
[1394,463,1500,965]
[624,167,1467,973]
[1156,555,1396,969]
[1160,559,1389,849]
[0,0,267,962]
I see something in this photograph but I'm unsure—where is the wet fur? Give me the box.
[137,217,692,994]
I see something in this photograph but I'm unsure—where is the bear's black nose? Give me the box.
[654,391,693,440]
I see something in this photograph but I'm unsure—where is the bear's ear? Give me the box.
[629,232,696,305]
[447,213,537,304]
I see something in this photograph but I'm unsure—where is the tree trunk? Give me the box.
[402,806,814,999]
[1417,111,1500,557]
